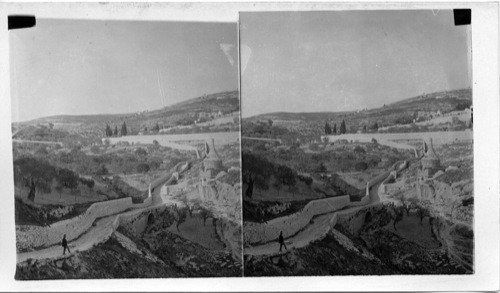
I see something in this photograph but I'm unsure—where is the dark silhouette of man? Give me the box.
[62,234,71,255]
[278,231,287,252]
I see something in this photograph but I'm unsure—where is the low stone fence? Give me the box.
[244,195,351,245]
[377,160,408,198]
[16,197,134,251]
[15,162,185,252]
[244,166,399,246]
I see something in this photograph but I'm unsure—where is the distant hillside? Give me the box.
[243,88,472,141]
[247,89,471,122]
[14,90,239,138]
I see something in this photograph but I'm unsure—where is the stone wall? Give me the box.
[244,195,351,245]
[335,203,384,235]
[15,165,173,252]
[16,197,133,251]
[244,167,396,246]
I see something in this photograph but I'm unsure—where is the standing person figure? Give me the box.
[62,234,71,255]
[278,231,287,252]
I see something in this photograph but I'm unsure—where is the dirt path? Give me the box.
[244,179,385,256]
[16,177,169,263]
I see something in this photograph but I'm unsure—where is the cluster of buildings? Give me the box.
[195,110,225,123]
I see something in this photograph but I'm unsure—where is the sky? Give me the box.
[240,10,472,117]
[9,19,238,122]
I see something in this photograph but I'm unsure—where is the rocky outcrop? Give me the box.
[417,178,473,272]
[215,218,243,263]
[199,181,241,222]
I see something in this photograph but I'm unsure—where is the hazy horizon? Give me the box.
[240,10,471,118]
[10,19,238,122]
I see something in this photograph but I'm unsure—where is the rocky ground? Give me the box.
[244,205,469,276]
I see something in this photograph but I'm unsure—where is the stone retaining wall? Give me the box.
[244,167,398,246]
[15,162,183,252]
[16,197,133,251]
[244,195,351,245]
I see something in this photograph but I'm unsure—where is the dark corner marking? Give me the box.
[8,15,36,30]
[453,9,471,26]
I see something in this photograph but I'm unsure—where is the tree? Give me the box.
[245,174,254,198]
[175,207,187,231]
[34,146,48,157]
[273,179,282,196]
[179,196,195,217]
[121,122,128,136]
[324,122,332,135]
[56,168,79,191]
[254,174,270,192]
[416,206,428,225]
[136,163,150,173]
[316,162,327,173]
[371,122,379,131]
[354,161,368,171]
[333,123,337,135]
[392,206,404,231]
[48,123,54,130]
[95,164,108,175]
[113,126,118,137]
[135,147,148,156]
[268,119,273,126]
[105,124,113,137]
[199,207,212,226]
[90,145,101,154]
[153,123,160,133]
[353,145,366,154]
[13,157,56,201]
[276,165,296,190]
[340,120,347,134]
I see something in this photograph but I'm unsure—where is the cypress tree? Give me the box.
[114,126,118,136]
[121,122,128,136]
[333,123,337,135]
[340,120,347,134]
[105,124,112,137]
[324,122,332,135]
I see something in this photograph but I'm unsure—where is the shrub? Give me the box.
[298,174,313,186]
[354,161,368,171]
[316,162,327,173]
[34,146,48,156]
[353,145,366,154]
[90,145,101,154]
[135,148,147,156]
[56,168,79,190]
[276,164,297,188]
[309,143,320,151]
[95,164,109,175]
[137,163,150,173]
[79,177,95,189]
[147,157,163,170]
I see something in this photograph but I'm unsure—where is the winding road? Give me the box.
[16,177,171,264]
[244,174,388,256]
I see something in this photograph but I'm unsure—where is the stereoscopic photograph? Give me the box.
[3,2,498,291]
[240,10,473,276]
[10,18,242,279]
